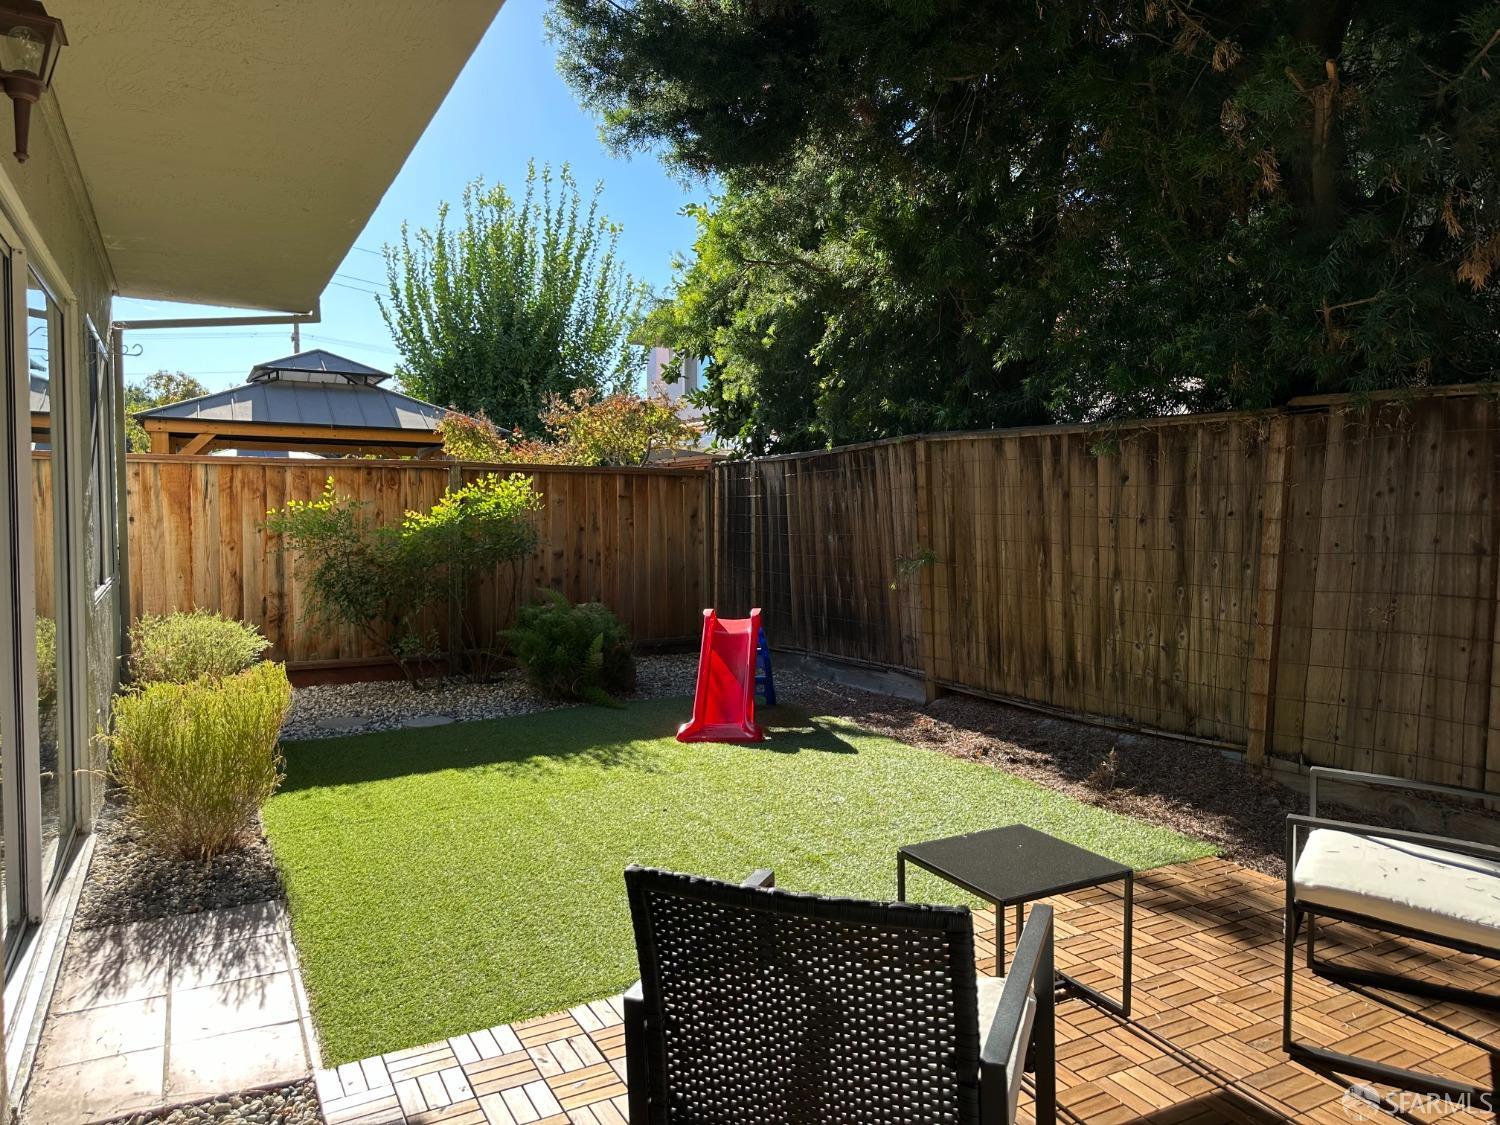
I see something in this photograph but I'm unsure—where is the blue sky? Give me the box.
[113,0,704,394]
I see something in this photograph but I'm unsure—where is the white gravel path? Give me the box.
[280,653,702,741]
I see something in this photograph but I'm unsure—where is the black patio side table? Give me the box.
[897,824,1133,1017]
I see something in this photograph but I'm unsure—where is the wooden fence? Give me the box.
[101,455,710,666]
[716,389,1500,792]
[35,389,1500,789]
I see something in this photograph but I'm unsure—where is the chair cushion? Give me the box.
[978,974,1035,1122]
[1293,828,1500,950]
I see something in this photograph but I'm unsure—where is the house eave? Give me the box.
[46,0,504,311]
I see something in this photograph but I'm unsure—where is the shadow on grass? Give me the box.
[276,699,862,793]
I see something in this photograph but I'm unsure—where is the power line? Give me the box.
[122,369,247,378]
[303,332,399,355]
[329,280,382,297]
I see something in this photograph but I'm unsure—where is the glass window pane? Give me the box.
[28,272,67,881]
[86,329,111,589]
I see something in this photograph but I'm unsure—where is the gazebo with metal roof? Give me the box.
[134,349,454,457]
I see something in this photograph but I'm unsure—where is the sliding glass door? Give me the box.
[0,234,76,961]
[0,230,20,953]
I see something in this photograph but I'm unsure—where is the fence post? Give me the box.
[1487,547,1500,798]
[1485,398,1500,797]
[1245,414,1291,770]
[708,465,720,614]
[914,438,943,704]
[447,460,463,676]
[749,459,762,612]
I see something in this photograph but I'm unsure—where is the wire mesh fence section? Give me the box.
[714,391,1500,791]
[716,459,757,634]
[1271,397,1499,790]
[716,441,925,672]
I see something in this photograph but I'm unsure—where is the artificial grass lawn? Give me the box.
[264,698,1214,1064]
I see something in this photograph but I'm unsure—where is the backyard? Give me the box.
[12,1,1500,1122]
[262,695,1213,1063]
[32,623,1500,1125]
[32,419,1500,1124]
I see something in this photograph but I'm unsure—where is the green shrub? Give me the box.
[108,662,292,861]
[129,610,271,684]
[263,473,543,683]
[506,592,635,705]
[35,616,56,714]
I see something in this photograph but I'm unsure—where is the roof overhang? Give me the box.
[47,1,503,312]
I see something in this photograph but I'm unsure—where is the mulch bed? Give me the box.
[781,672,1305,876]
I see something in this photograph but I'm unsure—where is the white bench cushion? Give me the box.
[1293,828,1500,950]
[978,973,1035,1121]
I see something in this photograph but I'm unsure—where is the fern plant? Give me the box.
[506,591,635,706]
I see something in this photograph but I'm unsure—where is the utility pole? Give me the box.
[291,321,301,352]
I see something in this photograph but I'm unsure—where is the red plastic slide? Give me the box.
[676,608,767,743]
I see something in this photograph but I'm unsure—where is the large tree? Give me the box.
[381,162,649,430]
[124,371,208,452]
[439,390,697,466]
[550,0,1500,452]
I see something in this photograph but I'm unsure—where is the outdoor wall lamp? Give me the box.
[0,0,65,163]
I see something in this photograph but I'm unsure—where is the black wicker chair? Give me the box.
[1284,766,1500,1102]
[623,865,1056,1124]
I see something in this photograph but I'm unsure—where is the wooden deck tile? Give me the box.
[546,1061,626,1111]
[315,857,1497,1123]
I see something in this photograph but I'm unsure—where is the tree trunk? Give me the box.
[1291,0,1357,236]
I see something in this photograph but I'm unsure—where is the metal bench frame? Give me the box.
[1283,767,1500,1102]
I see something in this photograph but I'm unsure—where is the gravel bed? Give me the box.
[96,1080,319,1125]
[73,798,283,931]
[280,652,699,741]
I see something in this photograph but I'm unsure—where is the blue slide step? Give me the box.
[755,627,777,705]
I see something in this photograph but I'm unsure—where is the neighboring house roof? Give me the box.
[646,446,728,468]
[30,374,49,415]
[135,350,442,435]
[211,449,326,460]
[248,349,390,385]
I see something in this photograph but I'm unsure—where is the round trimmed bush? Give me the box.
[129,610,271,684]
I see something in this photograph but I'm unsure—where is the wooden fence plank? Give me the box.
[1246,415,1291,767]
